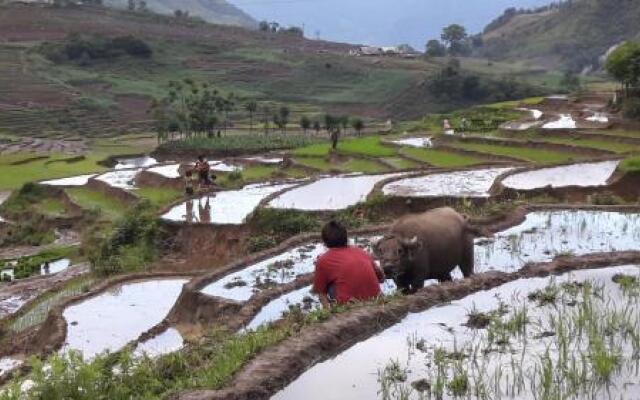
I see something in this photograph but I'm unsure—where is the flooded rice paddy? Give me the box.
[40,174,97,186]
[501,160,619,190]
[273,265,640,400]
[147,164,181,179]
[95,168,143,190]
[0,357,22,377]
[61,278,187,359]
[269,174,404,211]
[0,295,27,319]
[201,236,379,302]
[474,210,640,274]
[133,328,184,358]
[114,156,157,170]
[542,114,577,129]
[382,168,514,198]
[244,156,284,165]
[162,182,296,224]
[586,112,609,123]
[390,138,433,148]
[0,258,71,281]
[245,285,317,331]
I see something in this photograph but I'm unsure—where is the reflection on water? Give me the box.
[273,266,640,400]
[62,279,187,359]
[162,183,296,225]
[383,168,513,198]
[501,160,619,190]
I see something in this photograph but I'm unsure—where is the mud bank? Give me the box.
[174,252,640,400]
[86,176,139,204]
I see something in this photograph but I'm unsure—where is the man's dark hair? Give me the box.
[198,155,205,161]
[321,220,348,248]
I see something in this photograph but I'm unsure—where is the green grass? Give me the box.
[294,136,397,158]
[541,137,640,154]
[620,156,640,173]
[400,148,485,168]
[0,153,107,190]
[382,157,422,170]
[294,157,335,171]
[135,187,183,209]
[452,142,578,164]
[66,187,129,218]
[340,158,389,173]
[34,198,67,217]
[483,96,545,110]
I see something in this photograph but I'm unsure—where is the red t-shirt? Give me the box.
[313,246,383,304]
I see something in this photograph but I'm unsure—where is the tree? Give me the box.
[425,39,446,57]
[127,0,135,10]
[606,41,640,96]
[220,93,235,135]
[300,115,311,135]
[441,24,470,56]
[313,120,321,136]
[339,115,349,135]
[560,70,581,91]
[351,118,364,136]
[324,114,341,150]
[259,21,270,32]
[262,105,271,135]
[244,101,257,133]
[278,106,290,134]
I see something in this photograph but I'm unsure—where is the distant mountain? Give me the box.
[226,0,550,48]
[105,0,256,28]
[478,0,640,71]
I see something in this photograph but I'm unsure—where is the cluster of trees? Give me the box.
[151,79,365,147]
[606,41,640,119]
[127,0,148,12]
[425,24,482,58]
[40,33,152,65]
[426,58,541,104]
[258,21,304,37]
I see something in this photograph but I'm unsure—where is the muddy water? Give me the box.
[542,114,577,129]
[245,285,317,331]
[501,160,619,190]
[95,168,143,190]
[114,156,157,170]
[201,236,380,302]
[0,357,22,377]
[244,157,284,165]
[211,161,242,172]
[501,121,541,131]
[61,278,187,359]
[516,108,543,120]
[474,210,640,274]
[382,167,514,198]
[391,137,433,148]
[269,174,404,211]
[586,112,609,123]
[0,259,71,281]
[134,328,184,358]
[273,266,640,400]
[147,164,181,179]
[40,174,97,186]
[162,183,296,225]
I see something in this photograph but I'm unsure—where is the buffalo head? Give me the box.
[373,235,423,279]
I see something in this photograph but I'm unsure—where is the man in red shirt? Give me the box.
[313,221,384,308]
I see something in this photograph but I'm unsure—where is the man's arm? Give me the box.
[369,255,385,283]
[318,293,331,309]
[313,259,331,308]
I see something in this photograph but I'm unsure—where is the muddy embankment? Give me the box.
[135,170,182,191]
[86,177,139,204]
[175,250,640,400]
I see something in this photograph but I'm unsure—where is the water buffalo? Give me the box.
[374,207,481,293]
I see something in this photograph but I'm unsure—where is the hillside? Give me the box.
[478,0,640,72]
[104,0,256,28]
[0,3,554,138]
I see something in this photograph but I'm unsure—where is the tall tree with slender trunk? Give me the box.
[244,101,257,133]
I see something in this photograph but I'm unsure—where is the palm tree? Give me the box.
[245,101,257,133]
[300,115,311,135]
[352,118,364,136]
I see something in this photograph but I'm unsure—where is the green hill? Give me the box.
[479,0,640,72]
[0,3,554,138]
[104,0,256,28]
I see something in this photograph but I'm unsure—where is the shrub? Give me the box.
[251,208,320,237]
[622,97,640,120]
[39,34,152,65]
[89,202,167,276]
[245,235,277,253]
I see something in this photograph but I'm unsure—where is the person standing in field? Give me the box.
[313,221,384,308]
[194,155,211,189]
